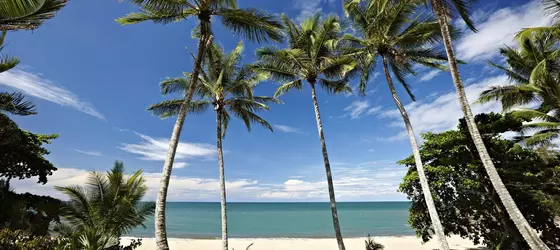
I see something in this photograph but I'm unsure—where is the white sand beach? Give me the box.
[122,236,487,250]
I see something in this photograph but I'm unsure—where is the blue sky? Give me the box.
[4,0,552,201]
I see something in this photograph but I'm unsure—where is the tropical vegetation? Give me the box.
[148,41,277,250]
[253,13,356,250]
[2,0,560,249]
[116,1,283,247]
[399,112,560,249]
[342,0,450,248]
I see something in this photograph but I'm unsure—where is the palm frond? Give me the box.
[0,0,67,31]
[274,79,303,97]
[543,0,560,21]
[0,92,36,115]
[319,78,352,95]
[116,7,196,25]
[147,99,211,118]
[218,8,284,43]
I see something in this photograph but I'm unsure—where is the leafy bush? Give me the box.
[365,235,384,250]
[0,229,69,250]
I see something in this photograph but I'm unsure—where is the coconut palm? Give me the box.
[148,42,277,250]
[55,161,155,249]
[253,14,356,250]
[425,0,550,248]
[117,2,283,248]
[477,30,560,146]
[343,0,450,248]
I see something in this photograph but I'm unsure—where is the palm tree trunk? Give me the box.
[309,80,345,250]
[154,31,214,250]
[381,56,450,250]
[216,109,229,250]
[432,2,549,249]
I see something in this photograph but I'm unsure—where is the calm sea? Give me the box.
[127,202,414,238]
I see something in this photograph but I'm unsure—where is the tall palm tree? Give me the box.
[254,14,356,250]
[148,42,278,250]
[343,0,450,249]
[117,2,283,248]
[55,161,155,249]
[425,0,550,248]
[477,30,560,146]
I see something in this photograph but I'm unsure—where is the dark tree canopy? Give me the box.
[0,180,63,236]
[0,114,58,184]
[399,113,560,249]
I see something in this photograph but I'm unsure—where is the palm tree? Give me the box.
[477,30,560,146]
[343,0,450,248]
[148,42,278,250]
[253,14,356,250]
[425,0,550,249]
[116,2,282,247]
[55,161,155,249]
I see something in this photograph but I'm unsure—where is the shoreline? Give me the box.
[122,235,487,250]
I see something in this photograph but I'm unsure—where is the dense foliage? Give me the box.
[399,113,560,249]
[0,114,58,184]
[55,161,155,249]
[0,229,69,250]
[0,180,62,236]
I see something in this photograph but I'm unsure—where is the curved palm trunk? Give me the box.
[155,31,214,250]
[381,56,450,250]
[309,81,345,250]
[432,2,549,249]
[216,109,229,250]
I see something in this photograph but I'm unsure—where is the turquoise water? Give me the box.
[128,202,414,238]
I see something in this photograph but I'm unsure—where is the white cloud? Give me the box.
[0,69,105,119]
[174,162,188,169]
[259,162,407,201]
[456,0,552,61]
[120,132,216,161]
[273,124,301,133]
[73,149,103,157]
[294,0,321,23]
[379,75,508,140]
[343,100,382,119]
[10,161,407,201]
[10,167,261,201]
[367,106,382,115]
[418,70,441,82]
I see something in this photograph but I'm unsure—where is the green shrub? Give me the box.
[365,235,384,250]
[0,229,69,250]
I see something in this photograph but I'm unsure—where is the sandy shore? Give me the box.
[122,236,487,250]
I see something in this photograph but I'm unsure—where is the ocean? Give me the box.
[127,202,415,238]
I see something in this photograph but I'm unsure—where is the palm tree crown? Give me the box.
[55,161,155,239]
[343,0,448,97]
[255,14,356,96]
[117,0,283,43]
[148,41,277,131]
[477,30,560,146]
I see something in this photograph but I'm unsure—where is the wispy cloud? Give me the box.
[0,69,105,119]
[174,162,188,169]
[73,149,103,157]
[418,70,441,82]
[293,0,334,23]
[273,124,301,133]
[456,0,551,61]
[120,132,216,161]
[343,100,381,119]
